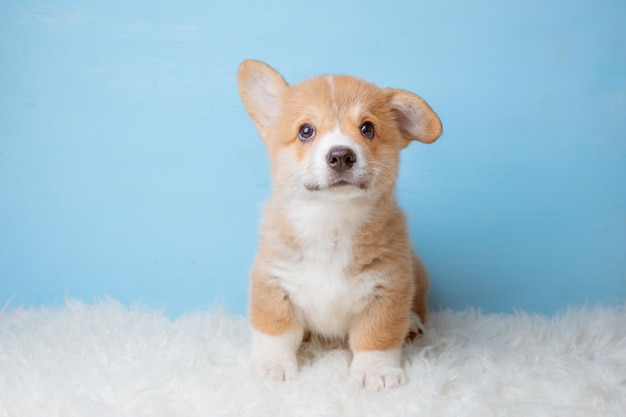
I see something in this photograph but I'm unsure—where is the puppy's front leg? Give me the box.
[349,287,411,390]
[249,276,303,381]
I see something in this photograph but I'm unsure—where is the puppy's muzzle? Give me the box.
[327,147,356,172]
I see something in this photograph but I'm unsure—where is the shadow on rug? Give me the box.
[1,300,625,417]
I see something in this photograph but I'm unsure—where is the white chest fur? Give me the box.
[272,195,380,337]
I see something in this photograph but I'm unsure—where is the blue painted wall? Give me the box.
[1,0,624,317]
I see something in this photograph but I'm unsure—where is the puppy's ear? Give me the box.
[387,89,442,145]
[238,60,288,134]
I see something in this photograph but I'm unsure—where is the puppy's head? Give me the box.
[238,60,442,200]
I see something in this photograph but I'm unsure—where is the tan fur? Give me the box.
[238,59,441,359]
[411,254,430,323]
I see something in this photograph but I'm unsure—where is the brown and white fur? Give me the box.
[237,60,442,390]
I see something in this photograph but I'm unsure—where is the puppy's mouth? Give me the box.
[305,179,368,191]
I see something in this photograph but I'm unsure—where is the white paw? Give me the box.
[251,329,302,382]
[353,365,408,390]
[351,349,407,390]
[253,360,298,381]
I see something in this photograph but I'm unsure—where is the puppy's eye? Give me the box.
[360,121,375,139]
[298,124,316,142]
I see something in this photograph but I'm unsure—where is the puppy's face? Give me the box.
[238,60,442,200]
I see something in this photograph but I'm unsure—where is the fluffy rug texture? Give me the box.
[1,300,625,417]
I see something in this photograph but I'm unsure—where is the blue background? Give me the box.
[1,0,625,317]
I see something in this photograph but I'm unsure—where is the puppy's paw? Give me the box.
[353,364,408,390]
[251,329,302,382]
[351,349,407,391]
[406,312,425,342]
[253,360,298,381]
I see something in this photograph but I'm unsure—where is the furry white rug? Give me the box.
[1,300,625,417]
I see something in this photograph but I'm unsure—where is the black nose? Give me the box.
[326,147,356,171]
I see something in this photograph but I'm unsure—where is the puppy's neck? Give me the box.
[275,191,396,246]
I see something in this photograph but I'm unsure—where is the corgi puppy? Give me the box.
[238,60,442,390]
